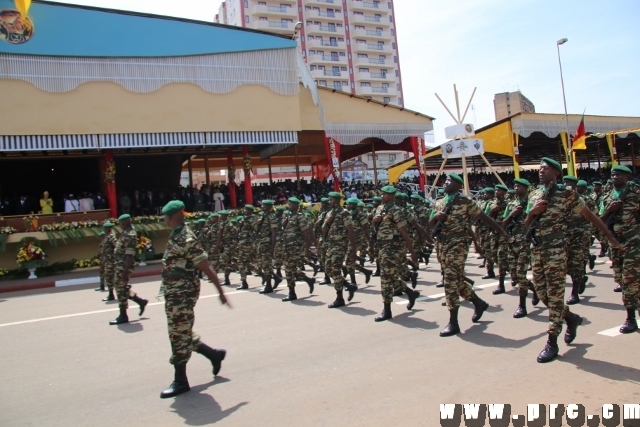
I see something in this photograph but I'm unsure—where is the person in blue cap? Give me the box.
[599,165,640,334]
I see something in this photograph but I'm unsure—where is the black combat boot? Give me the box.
[195,343,226,376]
[372,262,381,277]
[478,260,485,268]
[405,287,420,310]
[273,270,283,289]
[303,276,315,294]
[564,311,582,344]
[328,290,345,308]
[95,284,105,292]
[614,284,622,292]
[276,267,282,278]
[102,289,115,302]
[513,293,528,318]
[598,244,607,257]
[222,271,231,287]
[536,333,559,363]
[357,256,366,268]
[236,280,249,290]
[131,295,148,316]
[579,275,587,294]
[374,302,392,322]
[439,307,460,337]
[566,281,580,305]
[588,254,596,270]
[362,268,373,284]
[482,267,495,279]
[620,308,639,334]
[259,278,273,294]
[319,275,332,285]
[160,363,190,398]
[345,282,357,301]
[282,289,297,302]
[492,273,506,295]
[109,307,129,325]
[410,271,418,289]
[349,272,357,286]
[436,272,444,288]
[471,295,489,322]
[393,289,404,297]
[342,266,348,278]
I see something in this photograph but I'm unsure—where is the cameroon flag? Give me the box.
[572,114,587,150]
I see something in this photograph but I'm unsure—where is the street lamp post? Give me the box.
[556,37,573,174]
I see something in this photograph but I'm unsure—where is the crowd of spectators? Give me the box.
[1,166,636,217]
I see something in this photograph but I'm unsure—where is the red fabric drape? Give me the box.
[410,136,426,191]
[242,145,253,205]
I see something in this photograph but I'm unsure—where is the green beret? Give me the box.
[288,197,301,204]
[381,185,396,194]
[236,215,244,221]
[587,186,593,191]
[485,188,495,193]
[507,189,515,194]
[612,165,633,174]
[357,201,365,207]
[118,214,131,221]
[244,204,255,211]
[365,203,374,208]
[449,173,464,185]
[212,213,220,217]
[196,218,206,224]
[320,198,329,203]
[161,200,185,216]
[328,192,343,199]
[495,184,509,192]
[593,181,602,186]
[373,196,382,202]
[103,221,114,228]
[577,180,588,188]
[478,189,485,194]
[513,178,531,187]
[606,179,613,184]
[284,210,291,215]
[438,189,445,195]
[397,193,409,200]
[410,194,421,200]
[261,199,275,206]
[563,175,578,183]
[346,197,359,204]
[275,206,285,211]
[98,231,106,237]
[541,157,562,173]
[219,210,230,215]
[407,203,414,208]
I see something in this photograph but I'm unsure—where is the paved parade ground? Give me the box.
[1,249,639,426]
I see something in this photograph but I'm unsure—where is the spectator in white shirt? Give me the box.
[78,192,94,211]
[65,194,80,212]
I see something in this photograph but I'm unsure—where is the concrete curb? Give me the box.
[0,267,162,294]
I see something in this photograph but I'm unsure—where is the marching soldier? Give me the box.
[214,210,236,286]
[370,196,383,276]
[592,181,609,257]
[344,197,373,286]
[599,165,639,333]
[99,222,117,302]
[562,175,589,305]
[273,206,286,284]
[206,214,220,272]
[281,198,316,302]
[502,179,538,317]
[370,186,420,322]
[525,158,620,363]
[479,188,496,274]
[236,205,257,290]
[315,198,331,284]
[109,214,149,325]
[323,192,358,308]
[158,200,229,399]
[429,174,508,337]
[255,200,278,294]
[487,185,509,290]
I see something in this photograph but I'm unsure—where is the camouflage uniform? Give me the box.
[324,206,352,292]
[487,195,508,277]
[161,223,209,365]
[503,195,533,298]
[255,210,278,282]
[114,225,139,310]
[282,210,311,293]
[237,215,257,282]
[314,207,329,270]
[479,195,495,270]
[101,229,117,296]
[273,211,285,272]
[376,202,411,302]
[217,217,237,282]
[527,183,583,337]
[206,219,220,271]
[345,206,371,280]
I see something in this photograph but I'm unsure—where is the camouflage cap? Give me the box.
[541,157,562,173]
[448,173,464,185]
[161,200,185,216]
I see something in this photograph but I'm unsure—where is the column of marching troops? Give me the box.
[93,157,639,399]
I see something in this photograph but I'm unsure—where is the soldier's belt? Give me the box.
[438,231,468,241]
[534,232,565,247]
[162,269,196,280]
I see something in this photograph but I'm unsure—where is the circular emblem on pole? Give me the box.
[0,9,34,44]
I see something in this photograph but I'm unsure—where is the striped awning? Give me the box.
[0,131,298,151]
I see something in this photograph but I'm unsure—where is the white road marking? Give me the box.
[0,290,247,328]
[597,326,622,337]
[55,277,100,287]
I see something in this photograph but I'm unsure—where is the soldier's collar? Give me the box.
[171,223,186,235]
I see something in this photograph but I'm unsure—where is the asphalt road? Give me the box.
[1,247,639,427]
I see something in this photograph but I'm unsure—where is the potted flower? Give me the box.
[16,237,48,279]
[136,233,154,266]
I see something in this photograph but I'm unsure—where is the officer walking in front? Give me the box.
[158,200,230,399]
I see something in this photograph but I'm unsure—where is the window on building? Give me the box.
[306,20,312,26]
[398,98,402,104]
[339,52,345,56]
[338,37,344,42]
[310,65,317,70]
[396,84,400,90]
[359,68,369,73]
[389,154,396,161]
[258,1,266,5]
[259,16,267,21]
[308,35,314,40]
[395,70,399,77]
[392,42,396,49]
[360,82,371,87]
[389,15,393,22]
[358,53,368,58]
[334,82,342,90]
[319,80,327,86]
[388,2,392,8]
[383,97,390,103]
[341,66,347,71]
[394,56,398,63]
[342,81,349,86]
[245,15,250,23]
[355,25,365,30]
[391,29,395,36]
[305,6,311,11]
[244,0,248,7]
[356,39,366,44]
[354,11,363,15]
[336,23,343,27]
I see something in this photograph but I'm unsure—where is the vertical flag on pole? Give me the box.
[572,113,587,150]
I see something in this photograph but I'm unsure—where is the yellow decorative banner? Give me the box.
[14,0,31,17]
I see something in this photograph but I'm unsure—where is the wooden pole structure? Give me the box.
[596,140,602,171]
[204,154,210,187]
[268,157,273,186]
[461,154,470,196]
[479,153,506,186]
[294,145,301,189]
[187,157,193,189]
[428,157,448,199]
[371,141,378,186]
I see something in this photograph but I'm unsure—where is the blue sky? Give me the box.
[50,0,640,144]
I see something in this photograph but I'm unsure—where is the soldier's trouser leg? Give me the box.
[284,245,302,292]
[346,242,357,275]
[317,238,326,267]
[566,231,585,284]
[104,266,115,292]
[507,245,518,283]
[380,241,403,304]
[497,238,510,276]
[514,243,532,297]
[531,245,571,337]
[238,247,250,281]
[483,234,495,268]
[114,272,129,310]
[621,243,640,310]
[326,244,348,292]
[393,245,410,293]
[399,244,411,278]
[165,283,201,365]
[442,240,475,310]
[257,240,272,281]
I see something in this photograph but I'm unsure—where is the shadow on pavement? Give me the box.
[458,322,547,349]
[391,310,439,330]
[559,343,640,382]
[117,320,144,333]
[291,297,325,307]
[579,295,626,312]
[336,302,377,317]
[170,380,248,426]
